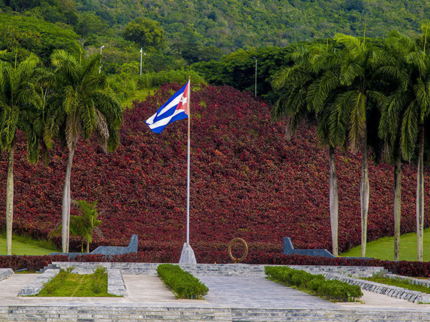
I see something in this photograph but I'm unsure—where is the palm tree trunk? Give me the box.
[360,126,369,257]
[416,123,425,262]
[61,148,75,253]
[6,146,15,256]
[86,239,90,253]
[393,153,401,261]
[329,146,339,256]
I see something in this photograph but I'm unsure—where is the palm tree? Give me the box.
[325,34,384,257]
[272,42,344,256]
[71,200,102,253]
[51,50,123,253]
[0,54,41,255]
[377,31,417,261]
[379,28,430,261]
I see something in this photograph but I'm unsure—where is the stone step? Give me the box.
[38,263,61,274]
[2,307,430,321]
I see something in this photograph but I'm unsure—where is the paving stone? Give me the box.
[18,269,59,296]
[0,268,14,282]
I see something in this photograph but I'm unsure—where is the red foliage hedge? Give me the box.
[0,83,429,258]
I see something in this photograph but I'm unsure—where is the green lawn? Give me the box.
[0,234,59,255]
[36,267,117,297]
[341,228,430,261]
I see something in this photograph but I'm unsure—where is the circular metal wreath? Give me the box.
[228,238,248,263]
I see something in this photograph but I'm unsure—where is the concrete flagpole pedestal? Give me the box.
[179,243,197,264]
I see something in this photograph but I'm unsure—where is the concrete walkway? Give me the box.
[3,269,430,321]
[199,276,338,309]
[2,272,430,309]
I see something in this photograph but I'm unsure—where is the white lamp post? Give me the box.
[99,45,105,74]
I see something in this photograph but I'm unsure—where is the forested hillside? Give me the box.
[60,0,430,51]
[1,0,430,62]
[81,0,428,51]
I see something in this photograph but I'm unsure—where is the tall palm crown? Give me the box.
[51,50,123,253]
[52,50,123,153]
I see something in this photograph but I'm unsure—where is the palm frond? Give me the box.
[348,90,367,152]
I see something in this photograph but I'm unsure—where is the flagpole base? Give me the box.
[179,243,197,264]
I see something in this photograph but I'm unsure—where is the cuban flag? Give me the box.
[146,81,190,133]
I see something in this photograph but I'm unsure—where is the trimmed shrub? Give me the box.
[157,264,208,299]
[265,266,362,301]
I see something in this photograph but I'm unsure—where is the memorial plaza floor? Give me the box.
[1,263,430,321]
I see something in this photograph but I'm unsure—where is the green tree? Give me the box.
[377,31,415,261]
[272,42,344,256]
[0,14,81,63]
[70,200,102,253]
[122,17,165,50]
[325,34,384,257]
[0,54,41,255]
[379,27,430,261]
[74,12,111,37]
[51,50,123,253]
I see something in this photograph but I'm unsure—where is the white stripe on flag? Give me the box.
[156,95,182,118]
[148,109,185,130]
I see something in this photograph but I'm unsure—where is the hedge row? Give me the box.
[265,266,362,301]
[156,264,208,299]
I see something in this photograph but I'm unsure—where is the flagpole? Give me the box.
[186,76,191,246]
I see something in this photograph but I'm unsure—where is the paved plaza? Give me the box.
[2,264,430,321]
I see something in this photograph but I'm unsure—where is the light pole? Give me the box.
[140,48,146,77]
[253,57,257,97]
[99,45,105,74]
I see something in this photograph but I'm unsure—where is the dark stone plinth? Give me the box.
[283,237,335,258]
[91,234,138,255]
[50,235,138,258]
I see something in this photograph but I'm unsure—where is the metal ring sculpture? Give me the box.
[228,238,248,263]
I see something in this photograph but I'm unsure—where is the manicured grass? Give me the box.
[0,233,59,255]
[341,228,430,261]
[36,267,117,297]
[362,275,430,295]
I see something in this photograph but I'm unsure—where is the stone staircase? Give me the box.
[2,306,430,321]
[37,263,61,274]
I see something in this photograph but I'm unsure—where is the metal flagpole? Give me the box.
[186,76,191,246]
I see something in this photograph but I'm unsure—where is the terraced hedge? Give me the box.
[1,83,429,261]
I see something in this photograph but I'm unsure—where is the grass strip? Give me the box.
[0,233,59,255]
[265,266,362,302]
[341,227,430,261]
[157,264,208,299]
[362,275,430,294]
[36,266,118,297]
